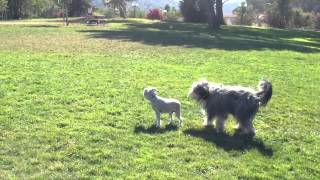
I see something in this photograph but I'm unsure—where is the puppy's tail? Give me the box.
[256,80,272,107]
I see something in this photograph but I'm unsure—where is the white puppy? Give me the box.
[144,87,183,128]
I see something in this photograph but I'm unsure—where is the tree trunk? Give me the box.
[63,1,69,26]
[207,0,220,30]
[216,0,224,25]
[65,7,69,26]
[119,3,127,18]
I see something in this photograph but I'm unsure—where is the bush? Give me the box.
[128,8,146,18]
[165,10,182,22]
[233,2,256,25]
[147,9,163,20]
[97,8,117,18]
[289,8,314,28]
[313,12,320,29]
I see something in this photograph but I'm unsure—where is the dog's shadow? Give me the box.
[134,124,179,134]
[184,127,273,157]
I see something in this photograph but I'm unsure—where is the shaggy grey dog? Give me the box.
[144,87,183,128]
[188,79,272,135]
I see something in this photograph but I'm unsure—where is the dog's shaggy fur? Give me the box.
[144,87,183,128]
[188,79,272,135]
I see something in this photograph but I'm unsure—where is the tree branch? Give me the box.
[223,0,230,4]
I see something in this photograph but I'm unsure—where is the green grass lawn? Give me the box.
[0,18,319,179]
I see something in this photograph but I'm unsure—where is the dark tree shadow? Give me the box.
[134,124,179,134]
[79,20,320,53]
[23,25,60,28]
[184,127,273,157]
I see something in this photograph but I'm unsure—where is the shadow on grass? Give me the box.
[134,124,179,134]
[79,20,320,53]
[184,127,273,157]
[23,25,60,28]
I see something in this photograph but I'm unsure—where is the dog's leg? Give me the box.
[234,122,244,131]
[169,112,173,124]
[155,111,161,128]
[216,115,227,133]
[236,116,255,136]
[204,113,214,127]
[246,116,256,135]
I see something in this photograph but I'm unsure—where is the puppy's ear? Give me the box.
[150,88,157,95]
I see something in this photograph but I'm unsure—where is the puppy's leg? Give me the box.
[216,114,227,133]
[155,111,161,128]
[175,107,183,127]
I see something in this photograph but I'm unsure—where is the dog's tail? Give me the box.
[256,80,272,107]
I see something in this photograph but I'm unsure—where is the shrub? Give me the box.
[128,8,146,18]
[165,10,182,22]
[97,8,117,18]
[289,8,314,28]
[314,12,320,29]
[147,8,163,20]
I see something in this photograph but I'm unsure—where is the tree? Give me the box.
[180,0,207,23]
[233,2,255,25]
[69,0,91,17]
[180,0,224,30]
[206,0,224,30]
[0,0,8,20]
[7,0,23,19]
[55,0,72,26]
[164,4,170,12]
[267,0,292,28]
[291,0,320,13]
[246,0,269,13]
[104,0,134,18]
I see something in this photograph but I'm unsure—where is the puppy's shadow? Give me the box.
[134,124,179,134]
[184,127,273,157]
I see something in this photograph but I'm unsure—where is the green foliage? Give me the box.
[233,2,256,25]
[0,18,320,178]
[164,4,170,12]
[291,0,320,13]
[289,8,314,28]
[314,12,320,29]
[0,0,7,12]
[266,0,292,28]
[165,9,181,22]
[128,8,146,18]
[97,7,117,18]
[247,0,320,29]
[0,0,7,20]
[246,0,269,13]
[179,0,207,23]
[69,0,91,17]
[104,0,134,18]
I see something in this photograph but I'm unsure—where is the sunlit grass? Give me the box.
[0,18,319,179]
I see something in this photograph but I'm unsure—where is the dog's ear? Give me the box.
[190,81,210,100]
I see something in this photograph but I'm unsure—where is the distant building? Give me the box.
[224,13,237,25]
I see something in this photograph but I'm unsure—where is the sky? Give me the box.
[224,0,246,14]
[226,0,244,4]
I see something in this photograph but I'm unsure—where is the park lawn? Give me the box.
[0,18,319,179]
